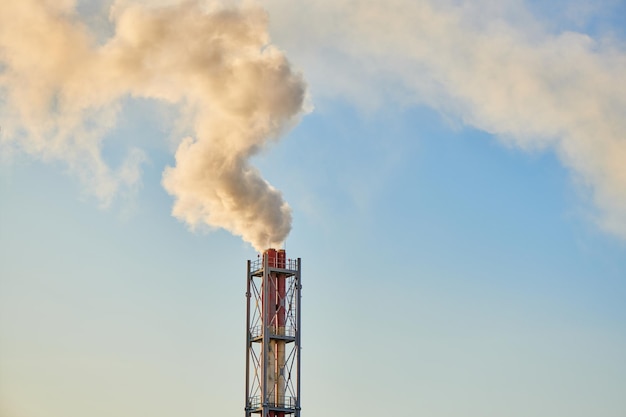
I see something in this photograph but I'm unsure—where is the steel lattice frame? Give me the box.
[246,255,301,417]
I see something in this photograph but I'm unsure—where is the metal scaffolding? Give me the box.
[246,250,301,417]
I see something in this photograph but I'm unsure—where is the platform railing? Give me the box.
[250,325,296,339]
[250,257,298,273]
[247,396,296,410]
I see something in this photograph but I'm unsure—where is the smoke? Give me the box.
[264,0,626,239]
[0,0,306,250]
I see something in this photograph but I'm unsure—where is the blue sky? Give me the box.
[1,1,625,417]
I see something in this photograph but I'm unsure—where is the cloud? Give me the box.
[264,0,626,238]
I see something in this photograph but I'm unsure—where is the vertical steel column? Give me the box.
[295,258,301,417]
[261,253,269,414]
[245,260,252,417]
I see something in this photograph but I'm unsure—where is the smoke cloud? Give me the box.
[0,0,306,250]
[265,0,626,239]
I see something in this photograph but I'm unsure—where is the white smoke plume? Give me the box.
[265,0,626,239]
[0,0,306,250]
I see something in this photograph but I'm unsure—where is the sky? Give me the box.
[1,1,625,417]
